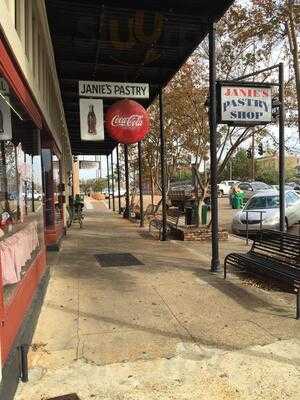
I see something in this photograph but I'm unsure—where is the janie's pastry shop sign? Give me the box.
[218,82,272,126]
[79,81,149,99]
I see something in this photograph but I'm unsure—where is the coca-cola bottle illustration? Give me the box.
[87,104,97,135]
[0,108,4,133]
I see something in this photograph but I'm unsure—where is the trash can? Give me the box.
[201,204,208,225]
[185,206,198,225]
[232,192,245,209]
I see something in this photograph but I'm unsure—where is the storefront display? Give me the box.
[0,73,46,368]
[0,84,44,303]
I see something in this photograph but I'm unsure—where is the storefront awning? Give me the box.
[46,0,234,155]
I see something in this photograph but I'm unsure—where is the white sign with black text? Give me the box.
[0,95,12,141]
[79,161,100,170]
[79,98,104,141]
[79,81,149,99]
[220,85,272,125]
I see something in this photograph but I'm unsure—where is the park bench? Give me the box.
[149,208,184,239]
[144,204,157,220]
[224,229,300,319]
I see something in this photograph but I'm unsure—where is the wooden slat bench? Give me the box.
[149,208,184,240]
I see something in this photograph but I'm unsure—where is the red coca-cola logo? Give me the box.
[111,115,143,128]
[106,99,150,144]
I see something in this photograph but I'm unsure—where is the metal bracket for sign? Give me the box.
[216,80,274,127]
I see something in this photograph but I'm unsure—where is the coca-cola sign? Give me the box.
[106,99,150,144]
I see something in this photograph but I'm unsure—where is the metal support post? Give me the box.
[279,62,286,232]
[116,145,122,213]
[138,141,144,227]
[159,89,167,241]
[209,24,221,272]
[106,155,111,209]
[124,144,130,218]
[252,133,255,180]
[111,152,115,211]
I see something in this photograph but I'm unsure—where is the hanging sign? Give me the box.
[218,82,272,126]
[0,95,12,141]
[79,161,100,169]
[79,98,104,141]
[79,81,149,99]
[106,99,150,144]
[0,78,10,95]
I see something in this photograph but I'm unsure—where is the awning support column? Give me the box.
[106,154,111,209]
[279,62,285,232]
[159,89,167,241]
[124,144,130,218]
[138,141,144,227]
[116,145,122,214]
[209,24,221,272]
[111,152,115,211]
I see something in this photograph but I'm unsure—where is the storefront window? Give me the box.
[42,148,54,227]
[0,76,44,304]
[53,155,63,224]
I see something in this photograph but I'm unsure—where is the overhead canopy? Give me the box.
[46,0,234,155]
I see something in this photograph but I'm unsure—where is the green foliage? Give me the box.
[80,178,107,194]
[172,170,192,182]
[220,149,253,181]
[255,161,298,184]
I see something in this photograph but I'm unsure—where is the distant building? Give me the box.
[256,154,300,179]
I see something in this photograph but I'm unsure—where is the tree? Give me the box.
[243,0,300,135]
[220,149,253,181]
[80,178,107,194]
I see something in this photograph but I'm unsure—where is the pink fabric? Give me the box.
[0,221,39,286]
[0,243,19,285]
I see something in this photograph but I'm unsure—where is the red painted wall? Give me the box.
[0,249,47,364]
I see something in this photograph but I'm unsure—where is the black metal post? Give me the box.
[159,89,167,241]
[209,24,221,272]
[111,152,115,211]
[116,145,122,213]
[124,144,130,218]
[1,141,10,212]
[138,141,144,227]
[279,62,286,232]
[19,345,29,382]
[106,155,111,209]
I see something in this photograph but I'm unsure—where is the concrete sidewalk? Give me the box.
[16,200,300,400]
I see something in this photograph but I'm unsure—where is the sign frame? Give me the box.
[79,81,149,99]
[79,160,101,170]
[217,80,273,127]
[79,98,104,142]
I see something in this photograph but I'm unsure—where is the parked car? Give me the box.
[8,191,18,200]
[229,181,272,205]
[27,190,42,201]
[232,189,300,235]
[218,180,240,196]
[286,182,300,194]
[105,188,126,198]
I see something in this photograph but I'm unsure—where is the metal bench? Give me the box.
[144,204,157,220]
[149,208,184,239]
[224,229,300,319]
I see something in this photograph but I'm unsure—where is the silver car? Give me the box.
[232,189,300,235]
